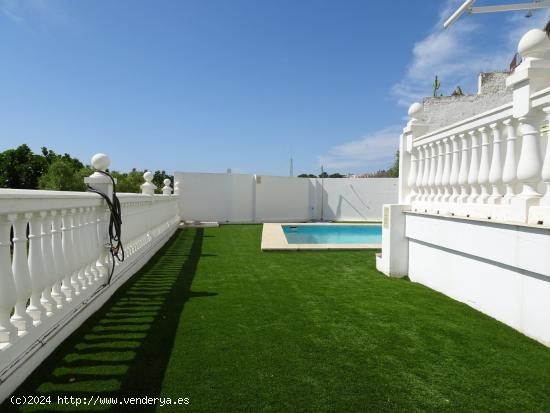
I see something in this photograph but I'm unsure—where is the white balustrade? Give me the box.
[397,29,550,224]
[0,153,180,398]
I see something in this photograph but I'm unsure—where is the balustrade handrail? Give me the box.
[414,85,550,146]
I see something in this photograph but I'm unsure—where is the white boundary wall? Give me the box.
[174,172,397,223]
[406,213,550,346]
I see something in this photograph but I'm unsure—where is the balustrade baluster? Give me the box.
[0,216,18,345]
[27,213,47,324]
[516,115,543,197]
[428,143,437,203]
[468,130,480,203]
[502,119,518,203]
[407,146,418,202]
[449,136,460,203]
[50,211,66,308]
[488,122,504,204]
[9,213,33,332]
[60,210,75,301]
[477,127,491,204]
[415,146,425,206]
[73,209,87,292]
[82,207,94,286]
[441,138,452,202]
[421,144,430,201]
[434,140,444,202]
[40,211,57,316]
[458,134,470,203]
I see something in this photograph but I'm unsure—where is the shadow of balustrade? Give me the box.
[2,228,216,413]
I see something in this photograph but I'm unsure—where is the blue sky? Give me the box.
[0,0,548,175]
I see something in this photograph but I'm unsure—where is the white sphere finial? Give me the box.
[408,102,423,119]
[163,178,171,186]
[143,171,154,182]
[518,29,550,60]
[91,153,110,171]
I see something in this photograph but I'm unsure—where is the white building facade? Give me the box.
[377,28,550,346]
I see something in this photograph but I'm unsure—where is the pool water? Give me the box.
[283,225,382,244]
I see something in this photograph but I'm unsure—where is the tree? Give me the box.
[387,150,399,178]
[0,144,48,189]
[153,170,173,191]
[111,170,144,193]
[38,159,90,191]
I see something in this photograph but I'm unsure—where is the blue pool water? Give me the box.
[283,225,382,244]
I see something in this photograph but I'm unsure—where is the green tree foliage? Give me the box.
[0,144,48,189]
[387,150,399,178]
[153,170,173,190]
[111,169,144,193]
[38,159,92,191]
[0,145,173,193]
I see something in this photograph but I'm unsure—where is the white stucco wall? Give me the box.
[255,175,311,222]
[406,213,550,346]
[175,172,398,223]
[320,178,398,221]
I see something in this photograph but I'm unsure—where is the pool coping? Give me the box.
[261,223,382,251]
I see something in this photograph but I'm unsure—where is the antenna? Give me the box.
[444,0,550,29]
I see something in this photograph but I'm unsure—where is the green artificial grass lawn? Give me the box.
[4,225,550,412]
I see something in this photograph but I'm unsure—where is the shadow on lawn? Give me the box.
[3,228,215,412]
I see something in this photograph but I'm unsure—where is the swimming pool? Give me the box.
[283,224,382,244]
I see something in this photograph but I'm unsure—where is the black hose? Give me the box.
[86,170,125,285]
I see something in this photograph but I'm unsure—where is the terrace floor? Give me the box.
[3,225,550,412]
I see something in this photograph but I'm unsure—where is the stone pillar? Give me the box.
[506,29,550,222]
[84,153,116,282]
[402,102,428,204]
[141,171,157,196]
[162,178,172,195]
[540,106,550,206]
